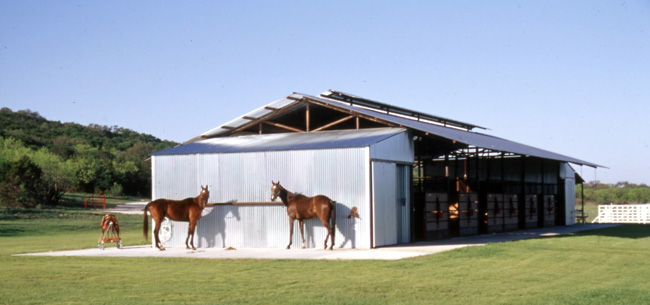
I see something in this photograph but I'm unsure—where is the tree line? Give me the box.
[577,181,650,204]
[0,108,177,208]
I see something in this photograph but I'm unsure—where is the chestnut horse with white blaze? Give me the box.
[143,185,210,250]
[270,181,336,250]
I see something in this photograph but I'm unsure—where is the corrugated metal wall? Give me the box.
[560,163,576,225]
[370,131,413,163]
[151,132,414,249]
[152,147,374,249]
[152,154,200,200]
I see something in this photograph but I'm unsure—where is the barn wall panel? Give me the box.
[152,155,199,200]
[152,147,372,249]
[561,163,577,225]
[370,132,414,163]
[197,154,219,198]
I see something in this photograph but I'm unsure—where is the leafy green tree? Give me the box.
[32,147,78,194]
[578,181,650,204]
[0,156,47,207]
[0,108,177,199]
[0,138,73,207]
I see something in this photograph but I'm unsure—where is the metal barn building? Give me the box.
[150,90,601,249]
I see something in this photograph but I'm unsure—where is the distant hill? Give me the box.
[0,107,177,206]
[0,108,176,152]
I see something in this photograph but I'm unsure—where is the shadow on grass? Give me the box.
[0,227,25,236]
[398,224,646,249]
[572,224,650,239]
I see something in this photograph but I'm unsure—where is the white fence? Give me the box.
[592,204,650,224]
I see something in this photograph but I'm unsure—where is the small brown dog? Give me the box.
[348,206,360,219]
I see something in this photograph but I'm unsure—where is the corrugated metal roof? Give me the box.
[299,93,604,168]
[152,127,407,156]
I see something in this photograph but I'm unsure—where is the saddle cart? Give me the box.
[98,214,123,250]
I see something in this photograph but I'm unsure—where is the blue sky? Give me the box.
[1,1,649,184]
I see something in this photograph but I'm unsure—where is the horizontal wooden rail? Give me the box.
[205,201,282,206]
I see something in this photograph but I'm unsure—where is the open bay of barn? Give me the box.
[16,224,616,260]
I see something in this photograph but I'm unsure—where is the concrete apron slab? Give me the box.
[15,224,617,261]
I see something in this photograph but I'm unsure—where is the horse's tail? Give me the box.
[330,200,336,247]
[143,202,150,242]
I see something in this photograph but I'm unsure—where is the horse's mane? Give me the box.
[288,193,307,201]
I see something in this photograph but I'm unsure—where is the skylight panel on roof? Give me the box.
[220,117,250,129]
[245,108,273,120]
[201,97,300,138]
[265,97,298,110]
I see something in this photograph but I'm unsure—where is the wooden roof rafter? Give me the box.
[298,95,402,129]
[205,97,403,139]
[209,100,307,137]
[263,120,305,133]
[311,115,355,132]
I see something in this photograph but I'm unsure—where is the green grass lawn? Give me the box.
[1,206,649,304]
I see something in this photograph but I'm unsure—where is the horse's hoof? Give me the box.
[286,246,291,250]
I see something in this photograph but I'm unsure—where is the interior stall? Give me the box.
[411,133,563,242]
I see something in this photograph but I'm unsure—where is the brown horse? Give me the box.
[270,181,336,250]
[100,214,120,235]
[143,185,210,250]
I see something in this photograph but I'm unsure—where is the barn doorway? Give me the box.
[372,161,411,247]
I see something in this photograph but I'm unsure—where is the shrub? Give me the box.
[0,156,49,207]
[106,182,124,197]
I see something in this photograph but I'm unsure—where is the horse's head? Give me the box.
[199,185,210,207]
[270,181,282,202]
